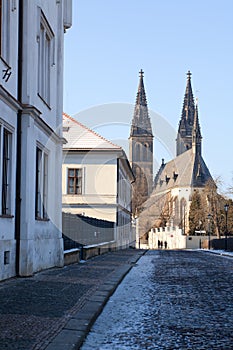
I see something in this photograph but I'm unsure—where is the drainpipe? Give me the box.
[15,0,23,275]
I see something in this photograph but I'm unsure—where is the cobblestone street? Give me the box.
[81,250,233,350]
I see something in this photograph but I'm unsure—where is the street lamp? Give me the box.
[207,214,212,250]
[224,203,229,251]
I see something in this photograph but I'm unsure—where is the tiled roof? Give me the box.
[153,148,213,194]
[63,113,122,150]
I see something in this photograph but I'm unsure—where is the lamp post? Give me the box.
[207,214,212,250]
[224,203,229,251]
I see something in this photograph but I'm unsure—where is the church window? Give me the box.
[67,168,82,195]
[143,143,149,161]
[180,198,187,234]
[0,127,12,215]
[136,143,141,161]
[35,147,48,219]
[37,9,54,105]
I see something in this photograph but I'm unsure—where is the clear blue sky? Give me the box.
[63,0,233,193]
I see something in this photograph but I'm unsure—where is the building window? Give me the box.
[35,147,48,219]
[0,127,12,215]
[0,0,10,61]
[67,168,82,194]
[37,10,54,105]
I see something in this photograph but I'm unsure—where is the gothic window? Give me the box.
[143,143,149,161]
[37,9,54,105]
[136,143,140,161]
[180,198,187,234]
[67,168,82,194]
[1,127,12,215]
[35,147,48,219]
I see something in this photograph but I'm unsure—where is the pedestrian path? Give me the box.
[0,248,145,350]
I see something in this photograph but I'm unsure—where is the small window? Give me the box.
[67,168,82,194]
[35,147,48,219]
[4,250,10,264]
[1,127,12,215]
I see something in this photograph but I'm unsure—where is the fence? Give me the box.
[62,212,115,250]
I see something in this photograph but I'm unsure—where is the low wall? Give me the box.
[148,227,211,250]
[64,241,117,265]
[83,241,117,260]
[64,248,81,265]
[148,227,186,249]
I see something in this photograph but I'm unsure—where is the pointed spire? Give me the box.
[192,98,202,155]
[192,99,202,138]
[130,70,153,137]
[181,70,195,124]
[176,71,196,156]
[135,69,147,107]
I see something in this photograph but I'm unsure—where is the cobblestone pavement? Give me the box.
[81,250,233,350]
[0,249,144,350]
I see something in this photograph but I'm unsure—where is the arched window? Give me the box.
[143,143,148,161]
[180,198,187,234]
[136,143,140,161]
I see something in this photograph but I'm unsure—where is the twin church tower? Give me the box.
[129,70,210,216]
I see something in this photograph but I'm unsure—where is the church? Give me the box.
[129,70,213,244]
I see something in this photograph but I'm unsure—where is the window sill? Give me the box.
[35,217,50,222]
[0,214,14,219]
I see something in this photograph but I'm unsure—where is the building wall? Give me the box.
[62,150,134,249]
[0,1,20,280]
[0,0,72,280]
[116,158,135,248]
[62,151,118,222]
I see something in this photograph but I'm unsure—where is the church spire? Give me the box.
[192,99,202,155]
[130,69,153,137]
[129,70,154,215]
[176,71,196,156]
[182,71,195,124]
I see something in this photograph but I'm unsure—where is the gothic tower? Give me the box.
[176,71,196,156]
[129,70,153,215]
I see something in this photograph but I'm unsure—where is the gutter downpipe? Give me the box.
[15,0,23,276]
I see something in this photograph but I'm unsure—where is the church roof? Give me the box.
[63,113,122,151]
[130,70,153,137]
[153,148,213,193]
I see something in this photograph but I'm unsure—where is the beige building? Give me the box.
[62,113,135,249]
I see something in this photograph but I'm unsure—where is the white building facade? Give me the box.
[62,114,135,249]
[0,0,72,281]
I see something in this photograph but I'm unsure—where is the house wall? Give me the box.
[62,151,118,222]
[116,158,135,248]
[62,150,134,249]
[0,1,20,280]
[0,0,72,280]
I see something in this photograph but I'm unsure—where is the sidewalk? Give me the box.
[0,248,145,350]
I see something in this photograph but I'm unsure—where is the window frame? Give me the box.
[0,124,12,216]
[35,146,49,220]
[67,168,82,195]
[0,0,10,62]
[37,9,54,106]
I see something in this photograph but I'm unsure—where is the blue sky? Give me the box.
[63,0,233,193]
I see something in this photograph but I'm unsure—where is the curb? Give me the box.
[45,250,146,350]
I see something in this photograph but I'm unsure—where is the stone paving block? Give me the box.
[45,329,84,350]
[65,318,90,332]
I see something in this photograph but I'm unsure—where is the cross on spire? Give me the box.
[187,70,192,80]
[139,69,144,78]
